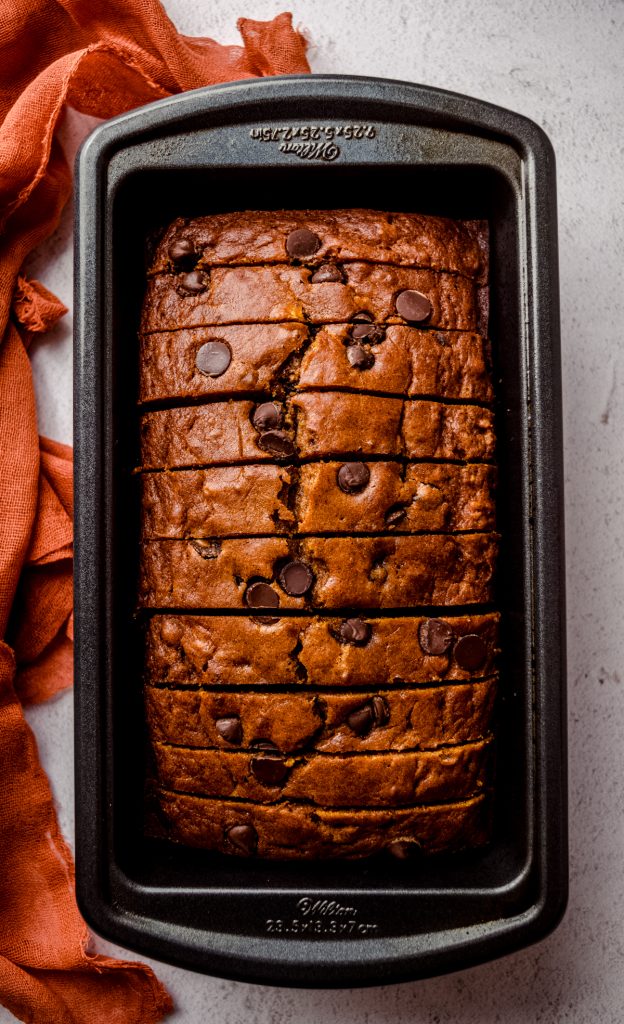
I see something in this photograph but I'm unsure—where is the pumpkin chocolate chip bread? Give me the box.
[145,677,498,753]
[139,396,495,468]
[145,613,499,687]
[138,533,498,609]
[141,263,483,334]
[141,462,496,536]
[151,737,492,807]
[148,209,488,278]
[139,325,493,405]
[151,790,492,859]
[139,209,497,858]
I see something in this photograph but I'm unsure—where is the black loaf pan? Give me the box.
[73,74,567,987]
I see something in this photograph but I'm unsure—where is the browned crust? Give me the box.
[299,325,494,401]
[140,465,295,538]
[150,789,493,858]
[139,396,495,469]
[139,532,498,609]
[151,737,492,807]
[140,462,495,538]
[297,462,496,534]
[140,264,481,334]
[139,324,493,405]
[149,209,488,282]
[144,613,500,686]
[145,676,498,753]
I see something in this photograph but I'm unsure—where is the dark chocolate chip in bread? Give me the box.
[350,322,386,344]
[454,633,488,670]
[419,618,455,656]
[256,429,295,458]
[346,696,389,736]
[395,288,432,323]
[339,618,371,645]
[244,581,280,610]
[277,560,314,597]
[337,462,370,494]
[252,401,283,431]
[215,716,243,745]
[225,823,257,856]
[177,270,208,295]
[250,753,290,787]
[286,228,321,257]
[310,263,344,283]
[346,343,375,369]
[346,704,375,736]
[195,340,231,377]
[371,696,390,726]
[385,503,408,527]
[168,237,196,268]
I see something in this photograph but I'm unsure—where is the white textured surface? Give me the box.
[7,0,624,1020]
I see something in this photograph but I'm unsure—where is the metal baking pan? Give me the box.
[73,74,567,986]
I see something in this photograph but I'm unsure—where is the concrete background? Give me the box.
[4,0,624,1020]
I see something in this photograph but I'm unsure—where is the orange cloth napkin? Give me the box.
[0,3,309,1022]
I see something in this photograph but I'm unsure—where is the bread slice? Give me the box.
[141,264,481,333]
[139,324,493,404]
[138,396,495,468]
[138,532,498,609]
[144,613,499,687]
[149,209,487,280]
[150,789,492,858]
[151,737,492,806]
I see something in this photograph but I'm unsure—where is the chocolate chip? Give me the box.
[350,323,386,344]
[352,311,373,323]
[385,504,407,527]
[250,739,280,751]
[337,462,370,494]
[252,402,283,432]
[190,538,221,559]
[387,839,422,860]
[347,704,375,736]
[177,270,208,295]
[395,289,432,323]
[346,343,375,370]
[250,754,289,786]
[418,618,455,656]
[286,228,321,258]
[195,340,231,377]
[244,582,280,610]
[278,560,314,596]
[250,613,280,625]
[339,618,371,645]
[350,323,374,340]
[257,429,295,458]
[347,695,388,735]
[310,263,344,283]
[454,633,488,671]
[371,695,390,726]
[168,237,195,267]
[225,823,257,855]
[215,716,242,745]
